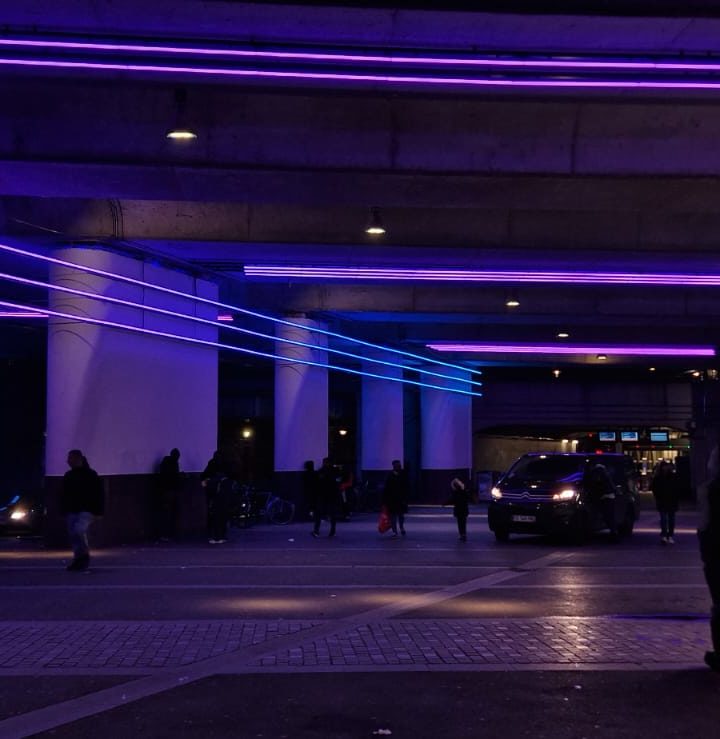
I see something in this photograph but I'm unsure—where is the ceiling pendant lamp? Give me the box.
[365,207,386,236]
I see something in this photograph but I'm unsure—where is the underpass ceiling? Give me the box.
[2,2,720,376]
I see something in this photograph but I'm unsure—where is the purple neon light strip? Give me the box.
[426,343,715,357]
[0,299,480,397]
[4,37,720,74]
[6,56,720,90]
[0,242,478,376]
[244,265,720,286]
[0,310,46,318]
[0,268,481,387]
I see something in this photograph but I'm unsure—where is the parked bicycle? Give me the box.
[229,484,295,527]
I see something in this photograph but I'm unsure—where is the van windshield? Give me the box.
[506,456,585,483]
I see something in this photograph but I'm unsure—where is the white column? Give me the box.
[274,318,328,473]
[46,247,218,476]
[361,356,403,473]
[420,368,472,500]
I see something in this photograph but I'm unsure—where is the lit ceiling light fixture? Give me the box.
[365,208,386,236]
[166,88,197,141]
[425,343,716,357]
[649,367,657,372]
[242,265,720,286]
[596,354,608,360]
[557,332,570,339]
[553,369,561,378]
[505,291,520,308]
[216,313,234,322]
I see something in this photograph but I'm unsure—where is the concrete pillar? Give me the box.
[46,246,218,544]
[274,317,328,503]
[360,357,404,489]
[420,368,473,503]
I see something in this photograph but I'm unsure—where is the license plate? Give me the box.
[512,515,536,523]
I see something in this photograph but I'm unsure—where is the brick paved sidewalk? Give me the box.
[0,620,319,672]
[0,617,710,674]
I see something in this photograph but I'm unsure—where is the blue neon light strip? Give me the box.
[0,242,479,376]
[0,299,480,397]
[0,269,481,388]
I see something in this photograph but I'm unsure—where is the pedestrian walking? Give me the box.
[312,457,340,538]
[651,460,681,544]
[382,460,409,537]
[698,445,720,672]
[60,449,104,572]
[155,447,181,542]
[445,477,472,541]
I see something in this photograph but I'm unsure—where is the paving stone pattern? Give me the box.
[0,620,319,671]
[254,617,712,668]
[0,617,710,673]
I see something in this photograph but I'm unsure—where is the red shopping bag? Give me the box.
[378,505,392,534]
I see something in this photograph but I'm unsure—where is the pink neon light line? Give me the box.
[4,57,720,90]
[426,343,716,357]
[1,37,719,73]
[243,265,720,286]
[0,311,47,318]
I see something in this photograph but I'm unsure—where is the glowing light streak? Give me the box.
[0,299,481,397]
[0,269,481,387]
[426,343,715,357]
[0,242,478,375]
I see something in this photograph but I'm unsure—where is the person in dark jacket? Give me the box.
[699,445,720,672]
[445,477,472,541]
[312,457,340,538]
[301,460,317,521]
[201,450,230,544]
[651,460,681,544]
[382,460,409,537]
[156,448,181,541]
[60,449,104,572]
[584,463,617,537]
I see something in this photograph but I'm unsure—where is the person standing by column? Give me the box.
[698,445,720,671]
[382,460,409,537]
[156,448,182,542]
[446,477,471,542]
[201,450,230,544]
[312,457,339,538]
[651,460,681,544]
[60,449,104,572]
[301,460,317,521]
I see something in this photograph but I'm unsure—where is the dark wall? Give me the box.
[0,352,46,495]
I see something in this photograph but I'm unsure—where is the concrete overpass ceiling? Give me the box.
[1,1,720,376]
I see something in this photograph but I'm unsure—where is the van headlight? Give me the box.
[552,489,576,501]
[491,487,503,499]
[10,509,28,521]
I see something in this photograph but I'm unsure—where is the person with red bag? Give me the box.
[381,460,409,537]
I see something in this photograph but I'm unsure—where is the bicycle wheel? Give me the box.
[267,497,295,525]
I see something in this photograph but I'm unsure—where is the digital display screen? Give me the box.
[650,431,669,442]
[621,431,639,442]
[598,431,616,441]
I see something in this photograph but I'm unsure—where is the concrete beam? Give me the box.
[3,1,720,53]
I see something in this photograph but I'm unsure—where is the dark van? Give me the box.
[487,452,638,543]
